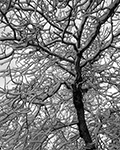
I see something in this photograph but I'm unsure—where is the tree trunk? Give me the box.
[72,83,96,150]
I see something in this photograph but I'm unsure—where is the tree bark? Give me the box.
[73,55,96,149]
[72,83,96,150]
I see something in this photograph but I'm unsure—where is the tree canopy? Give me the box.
[0,0,120,150]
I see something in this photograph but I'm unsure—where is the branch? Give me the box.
[29,43,74,64]
[13,4,77,40]
[52,120,78,131]
[0,9,17,39]
[77,0,120,57]
[0,50,14,60]
[77,0,94,48]
[36,81,63,102]
[62,8,72,42]
[0,37,20,42]
[56,62,75,77]
[80,40,112,68]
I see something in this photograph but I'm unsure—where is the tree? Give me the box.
[0,0,120,149]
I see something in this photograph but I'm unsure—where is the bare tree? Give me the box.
[0,0,120,150]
